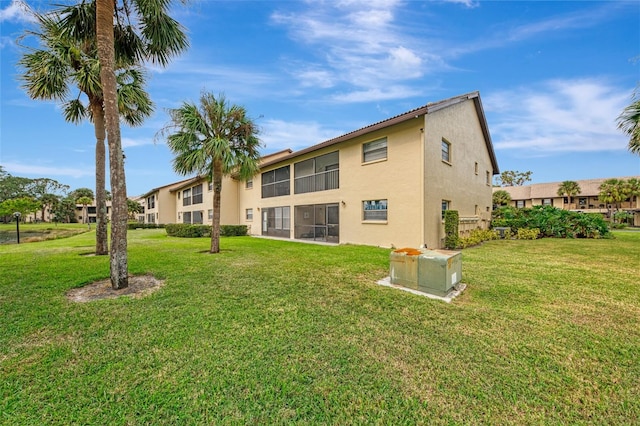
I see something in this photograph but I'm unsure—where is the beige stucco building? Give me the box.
[146,92,499,249]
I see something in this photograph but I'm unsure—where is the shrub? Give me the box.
[165,224,212,238]
[220,225,248,237]
[515,228,540,240]
[459,228,500,248]
[127,222,165,230]
[444,210,459,249]
[491,205,609,239]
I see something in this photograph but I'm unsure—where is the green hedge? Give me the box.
[444,210,459,249]
[492,205,610,239]
[127,222,165,230]
[220,225,248,237]
[165,224,212,238]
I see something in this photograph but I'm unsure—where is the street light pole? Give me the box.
[13,212,21,244]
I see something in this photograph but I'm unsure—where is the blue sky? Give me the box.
[1,0,639,196]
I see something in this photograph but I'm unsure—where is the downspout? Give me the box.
[420,114,426,248]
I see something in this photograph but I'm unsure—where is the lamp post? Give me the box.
[13,212,21,244]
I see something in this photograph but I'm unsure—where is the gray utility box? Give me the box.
[390,249,462,296]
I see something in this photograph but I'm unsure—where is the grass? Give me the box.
[1,230,639,424]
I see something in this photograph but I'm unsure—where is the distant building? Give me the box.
[141,92,500,249]
[496,177,640,226]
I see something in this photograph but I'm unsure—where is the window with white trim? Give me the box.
[442,139,451,163]
[362,138,387,163]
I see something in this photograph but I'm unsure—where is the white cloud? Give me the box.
[3,162,94,178]
[122,137,154,148]
[484,78,630,153]
[0,0,35,23]
[271,1,435,102]
[260,119,343,152]
[331,85,418,103]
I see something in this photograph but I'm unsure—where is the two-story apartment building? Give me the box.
[146,92,499,249]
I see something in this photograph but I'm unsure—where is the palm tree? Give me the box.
[617,91,640,155]
[19,4,153,256]
[76,196,93,224]
[164,92,262,253]
[599,178,627,221]
[557,180,581,210]
[95,0,187,289]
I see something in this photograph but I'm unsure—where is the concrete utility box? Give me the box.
[390,248,462,297]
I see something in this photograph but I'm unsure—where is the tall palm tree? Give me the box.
[617,91,640,155]
[557,180,581,210]
[76,196,93,224]
[19,4,153,256]
[164,92,262,253]
[95,0,187,289]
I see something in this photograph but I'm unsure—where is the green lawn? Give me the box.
[1,230,638,424]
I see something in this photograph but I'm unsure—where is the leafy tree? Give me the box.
[51,196,77,223]
[492,189,511,208]
[30,178,69,221]
[0,197,41,219]
[19,3,154,255]
[556,180,581,210]
[95,0,188,289]
[127,198,143,220]
[0,172,33,203]
[617,90,640,155]
[71,187,95,200]
[164,92,262,253]
[496,170,532,187]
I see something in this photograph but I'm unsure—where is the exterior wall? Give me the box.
[423,100,494,248]
[174,176,240,226]
[239,120,425,248]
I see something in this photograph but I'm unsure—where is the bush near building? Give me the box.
[492,205,610,239]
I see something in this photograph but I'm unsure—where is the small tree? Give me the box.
[127,199,143,221]
[496,170,532,187]
[557,180,581,210]
[164,92,262,254]
[492,190,511,208]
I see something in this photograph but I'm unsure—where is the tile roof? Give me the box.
[498,176,640,199]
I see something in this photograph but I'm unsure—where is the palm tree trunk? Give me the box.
[211,164,222,254]
[97,0,128,289]
[91,101,109,255]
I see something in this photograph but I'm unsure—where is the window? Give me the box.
[246,179,253,189]
[486,171,491,185]
[363,138,387,163]
[516,200,525,208]
[441,200,450,219]
[542,198,553,206]
[147,195,155,209]
[475,162,478,175]
[262,206,291,238]
[363,199,388,221]
[441,139,451,163]
[192,184,203,204]
[183,211,191,224]
[208,182,213,192]
[146,213,155,223]
[294,151,339,194]
[579,197,587,206]
[192,211,203,224]
[208,209,213,220]
[246,208,253,220]
[183,188,191,206]
[261,166,290,198]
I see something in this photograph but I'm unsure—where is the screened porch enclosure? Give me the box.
[294,203,339,243]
